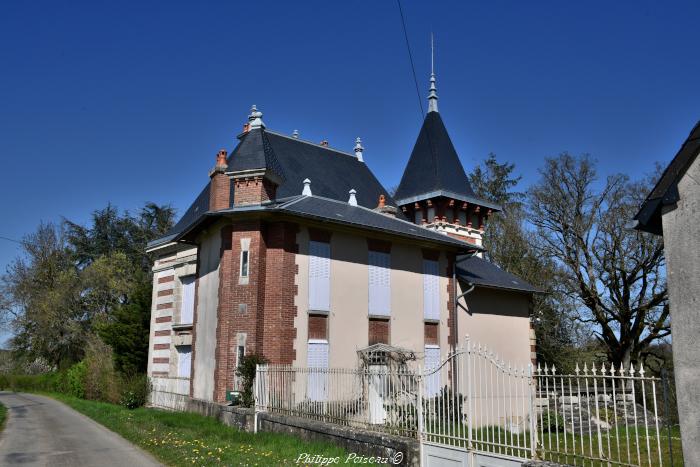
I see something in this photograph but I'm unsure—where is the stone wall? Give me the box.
[163,397,419,466]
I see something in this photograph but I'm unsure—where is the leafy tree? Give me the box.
[470,154,578,370]
[97,272,152,375]
[1,203,175,372]
[527,154,668,367]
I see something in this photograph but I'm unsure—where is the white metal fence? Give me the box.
[255,339,673,466]
[150,376,190,411]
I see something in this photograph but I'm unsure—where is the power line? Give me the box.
[0,236,23,245]
[396,0,425,120]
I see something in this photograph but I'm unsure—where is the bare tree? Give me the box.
[528,154,668,367]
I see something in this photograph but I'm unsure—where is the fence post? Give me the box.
[661,368,675,467]
[417,372,424,463]
[528,363,537,460]
[465,335,473,449]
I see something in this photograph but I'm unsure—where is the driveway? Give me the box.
[0,392,162,466]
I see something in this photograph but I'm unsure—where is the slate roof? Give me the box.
[148,127,402,249]
[394,111,500,211]
[456,255,539,293]
[634,121,700,235]
[275,195,481,250]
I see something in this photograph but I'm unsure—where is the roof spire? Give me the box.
[428,33,438,113]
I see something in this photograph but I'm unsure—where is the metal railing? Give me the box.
[254,339,672,466]
[150,376,190,411]
[255,365,421,438]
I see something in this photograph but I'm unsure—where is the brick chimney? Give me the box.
[209,149,230,211]
[374,194,397,217]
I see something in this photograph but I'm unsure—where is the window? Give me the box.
[424,345,440,397]
[368,251,390,317]
[180,276,195,324]
[240,250,249,278]
[177,345,192,378]
[309,241,330,312]
[306,340,329,401]
[423,260,440,320]
[236,345,245,370]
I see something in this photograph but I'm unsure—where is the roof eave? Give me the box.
[395,190,502,212]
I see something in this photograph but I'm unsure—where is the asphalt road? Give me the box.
[0,392,162,466]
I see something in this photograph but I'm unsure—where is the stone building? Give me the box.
[633,121,700,466]
[146,73,538,404]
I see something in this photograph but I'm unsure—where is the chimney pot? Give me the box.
[292,129,299,139]
[302,178,312,196]
[348,189,358,206]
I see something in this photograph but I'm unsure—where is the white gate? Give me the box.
[419,339,533,467]
[255,338,669,467]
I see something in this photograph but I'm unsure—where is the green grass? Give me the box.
[49,394,384,466]
[0,401,6,431]
[426,424,684,466]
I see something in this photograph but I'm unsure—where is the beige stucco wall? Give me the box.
[456,286,532,368]
[191,223,223,401]
[661,154,700,465]
[293,225,454,370]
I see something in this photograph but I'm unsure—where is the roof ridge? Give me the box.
[265,129,359,159]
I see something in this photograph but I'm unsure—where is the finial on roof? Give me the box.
[302,178,312,196]
[348,189,358,206]
[248,105,265,129]
[428,33,438,113]
[354,137,364,162]
[292,129,299,139]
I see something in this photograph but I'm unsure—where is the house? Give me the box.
[633,121,700,466]
[146,72,538,404]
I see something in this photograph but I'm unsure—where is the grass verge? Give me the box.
[0,401,6,431]
[49,393,384,466]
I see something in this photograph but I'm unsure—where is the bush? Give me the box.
[83,337,120,403]
[236,354,268,407]
[540,409,566,432]
[119,374,151,409]
[66,362,87,398]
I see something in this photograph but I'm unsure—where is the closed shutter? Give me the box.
[177,345,192,378]
[180,276,195,324]
[309,241,331,311]
[368,251,390,316]
[423,260,440,320]
[306,341,329,401]
[424,345,440,397]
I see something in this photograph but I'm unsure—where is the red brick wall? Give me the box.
[368,318,390,345]
[233,176,277,206]
[209,172,230,211]
[211,220,298,403]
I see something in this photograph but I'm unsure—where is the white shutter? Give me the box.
[180,276,195,324]
[368,251,391,317]
[177,345,192,378]
[424,345,440,397]
[309,241,331,311]
[423,260,440,320]
[306,340,329,401]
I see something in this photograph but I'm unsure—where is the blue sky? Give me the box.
[1,1,699,343]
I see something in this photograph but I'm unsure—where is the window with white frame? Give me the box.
[368,251,390,317]
[306,339,329,401]
[423,259,440,320]
[180,275,195,324]
[240,250,249,279]
[309,240,330,312]
[424,345,440,397]
[177,345,192,378]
